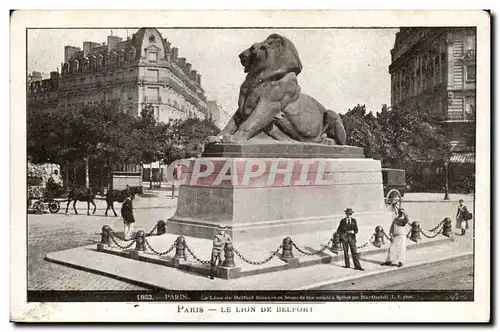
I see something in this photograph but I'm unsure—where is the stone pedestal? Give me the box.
[167,143,387,242]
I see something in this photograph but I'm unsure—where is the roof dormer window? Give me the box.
[148,51,158,63]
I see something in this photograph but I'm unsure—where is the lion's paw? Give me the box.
[321,137,337,146]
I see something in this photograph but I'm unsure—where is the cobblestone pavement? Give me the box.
[27,195,177,290]
[27,193,475,290]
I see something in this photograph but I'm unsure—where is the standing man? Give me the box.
[336,208,364,271]
[209,225,232,280]
[121,191,135,240]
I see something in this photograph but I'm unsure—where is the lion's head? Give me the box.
[239,34,303,79]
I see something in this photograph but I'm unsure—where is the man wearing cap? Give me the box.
[209,225,232,280]
[336,208,364,271]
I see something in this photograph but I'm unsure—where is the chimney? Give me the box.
[171,47,178,60]
[164,39,171,52]
[196,73,201,85]
[107,35,123,52]
[64,45,80,62]
[82,41,99,57]
[191,70,198,80]
[178,57,186,67]
[185,63,192,73]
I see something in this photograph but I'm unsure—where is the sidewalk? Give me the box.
[403,192,474,202]
[45,231,472,290]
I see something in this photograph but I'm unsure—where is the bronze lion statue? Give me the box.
[210,33,346,145]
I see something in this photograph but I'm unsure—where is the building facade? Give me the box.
[389,27,476,190]
[28,28,209,122]
[27,71,59,112]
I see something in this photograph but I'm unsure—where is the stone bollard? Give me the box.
[174,236,186,260]
[281,237,294,259]
[280,237,299,267]
[373,226,385,248]
[331,232,342,253]
[101,225,111,245]
[135,230,146,251]
[97,225,111,251]
[409,222,421,243]
[222,243,236,268]
[157,220,166,235]
[219,242,241,279]
[442,218,452,237]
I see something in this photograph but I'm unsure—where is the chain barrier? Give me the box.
[146,224,158,237]
[144,237,176,256]
[357,234,375,249]
[109,233,137,250]
[109,230,129,241]
[428,220,445,233]
[185,243,212,265]
[419,225,444,239]
[234,244,283,265]
[291,239,332,256]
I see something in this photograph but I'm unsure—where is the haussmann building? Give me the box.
[27,28,215,189]
[388,27,476,192]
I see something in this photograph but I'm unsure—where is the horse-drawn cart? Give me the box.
[382,168,406,214]
[27,177,67,214]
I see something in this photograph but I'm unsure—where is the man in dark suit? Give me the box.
[336,208,364,271]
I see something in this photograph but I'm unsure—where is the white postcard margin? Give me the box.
[10,10,490,322]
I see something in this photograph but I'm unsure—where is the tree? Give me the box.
[27,102,139,188]
[156,117,220,165]
[340,105,383,160]
[341,102,450,191]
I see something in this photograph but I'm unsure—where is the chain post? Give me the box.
[331,232,342,253]
[222,242,236,267]
[281,237,294,259]
[97,225,111,251]
[101,225,111,245]
[442,218,452,237]
[157,220,166,235]
[174,236,186,260]
[409,222,421,243]
[280,237,299,267]
[134,230,146,251]
[373,226,385,248]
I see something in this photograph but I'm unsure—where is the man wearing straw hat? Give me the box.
[336,208,364,271]
[209,225,232,280]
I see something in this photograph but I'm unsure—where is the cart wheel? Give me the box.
[32,200,44,214]
[48,200,60,213]
[386,189,402,214]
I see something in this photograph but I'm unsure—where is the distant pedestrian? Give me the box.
[336,208,364,271]
[209,225,232,280]
[456,199,471,236]
[381,208,410,268]
[121,191,135,240]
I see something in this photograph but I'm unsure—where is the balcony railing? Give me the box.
[144,96,162,103]
[447,113,474,121]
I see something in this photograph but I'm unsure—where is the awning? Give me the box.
[450,152,475,164]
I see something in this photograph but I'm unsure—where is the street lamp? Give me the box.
[444,160,450,200]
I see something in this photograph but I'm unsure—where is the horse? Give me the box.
[65,187,97,215]
[105,185,144,217]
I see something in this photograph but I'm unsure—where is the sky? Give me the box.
[28,28,397,121]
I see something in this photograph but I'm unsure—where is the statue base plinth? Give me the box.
[167,146,387,242]
[202,142,364,159]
